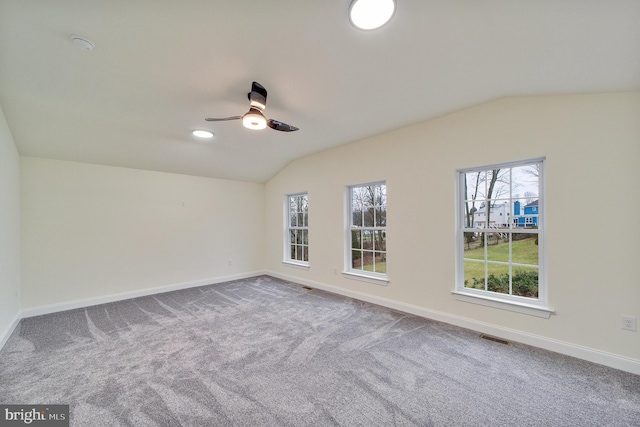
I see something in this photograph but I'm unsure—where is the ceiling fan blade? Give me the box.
[249,81,267,111]
[205,116,241,122]
[267,119,299,132]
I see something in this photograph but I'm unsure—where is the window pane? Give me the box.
[352,250,363,270]
[296,245,304,261]
[512,234,538,266]
[291,245,296,260]
[352,188,364,211]
[483,201,510,228]
[374,184,381,205]
[302,230,308,245]
[375,184,386,206]
[512,199,538,228]
[374,252,386,274]
[462,232,480,252]
[464,171,486,202]
[303,246,309,262]
[290,230,296,244]
[463,232,484,260]
[487,263,510,294]
[464,260,484,290]
[364,207,375,227]
[373,230,386,251]
[512,165,539,200]
[513,267,538,298]
[486,233,509,263]
[362,230,373,250]
[473,202,489,229]
[362,186,374,208]
[351,230,361,250]
[488,169,510,200]
[352,210,362,227]
[362,251,374,272]
[375,206,387,227]
[463,200,480,229]
[361,190,374,228]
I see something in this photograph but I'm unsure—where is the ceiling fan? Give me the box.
[205,82,299,132]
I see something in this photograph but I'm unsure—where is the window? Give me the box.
[286,193,308,265]
[457,159,547,313]
[347,182,387,279]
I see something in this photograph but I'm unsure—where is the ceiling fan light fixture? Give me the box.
[242,108,267,130]
[349,0,396,30]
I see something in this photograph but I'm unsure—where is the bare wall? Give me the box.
[265,92,640,363]
[21,157,265,308]
[0,104,21,342]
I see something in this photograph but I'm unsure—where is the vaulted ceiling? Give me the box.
[1,1,639,182]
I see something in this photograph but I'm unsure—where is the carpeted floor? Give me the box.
[1,275,639,426]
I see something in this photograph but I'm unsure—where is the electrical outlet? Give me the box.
[621,316,637,331]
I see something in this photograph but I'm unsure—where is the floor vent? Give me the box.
[302,286,313,291]
[480,334,510,345]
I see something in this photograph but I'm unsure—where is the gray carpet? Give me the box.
[1,276,639,426]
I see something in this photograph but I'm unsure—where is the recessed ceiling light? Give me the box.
[349,0,396,30]
[192,130,214,139]
[70,35,95,52]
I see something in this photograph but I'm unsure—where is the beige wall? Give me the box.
[265,92,640,362]
[21,157,265,308]
[0,104,21,340]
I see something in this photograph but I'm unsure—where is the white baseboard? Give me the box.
[0,310,22,351]
[7,270,639,376]
[20,271,267,318]
[267,271,640,376]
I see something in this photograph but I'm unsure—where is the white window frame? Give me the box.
[283,192,309,268]
[343,181,388,285]
[454,158,553,318]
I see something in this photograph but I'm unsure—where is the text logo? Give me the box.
[0,405,68,427]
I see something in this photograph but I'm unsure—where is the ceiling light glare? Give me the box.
[242,108,267,130]
[192,130,214,138]
[349,0,396,30]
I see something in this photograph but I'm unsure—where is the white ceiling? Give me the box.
[1,1,639,183]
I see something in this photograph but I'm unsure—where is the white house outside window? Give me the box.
[286,193,308,265]
[456,159,549,316]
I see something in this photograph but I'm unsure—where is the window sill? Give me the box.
[452,290,554,319]
[282,260,310,270]
[342,271,389,286]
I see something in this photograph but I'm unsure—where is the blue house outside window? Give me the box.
[513,200,538,227]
